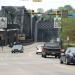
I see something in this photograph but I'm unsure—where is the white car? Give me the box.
[36,44,44,54]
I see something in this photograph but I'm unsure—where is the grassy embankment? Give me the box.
[60,17,75,48]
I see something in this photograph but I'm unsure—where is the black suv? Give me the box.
[42,42,61,58]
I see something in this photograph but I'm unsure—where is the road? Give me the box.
[0,43,75,75]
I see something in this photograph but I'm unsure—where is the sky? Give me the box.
[0,0,75,11]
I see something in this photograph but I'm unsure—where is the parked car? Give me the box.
[9,42,21,47]
[60,47,75,65]
[41,42,61,58]
[36,44,44,54]
[11,44,24,53]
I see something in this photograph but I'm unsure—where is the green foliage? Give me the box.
[58,5,74,14]
[60,17,75,43]
[5,7,16,24]
[42,9,55,21]
[58,5,73,11]
[58,7,64,11]
[69,10,75,14]
[63,44,75,48]
[64,5,73,11]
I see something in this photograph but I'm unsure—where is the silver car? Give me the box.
[11,44,24,53]
[60,47,75,65]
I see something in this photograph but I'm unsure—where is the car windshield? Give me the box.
[66,48,75,53]
[45,42,60,47]
[12,45,22,49]
[70,48,75,53]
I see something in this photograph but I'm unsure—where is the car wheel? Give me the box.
[58,55,61,59]
[55,55,58,58]
[60,60,63,64]
[42,54,46,58]
[20,51,23,53]
[36,52,38,54]
[60,57,63,64]
[12,51,14,53]
[65,58,70,65]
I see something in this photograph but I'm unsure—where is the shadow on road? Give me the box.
[68,64,75,66]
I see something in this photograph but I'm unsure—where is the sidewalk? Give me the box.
[0,46,11,53]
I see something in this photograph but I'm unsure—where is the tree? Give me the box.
[60,17,75,43]
[64,5,73,11]
[5,7,16,24]
[46,9,53,14]
[58,5,73,11]
[42,9,54,21]
[37,8,44,13]
[58,7,64,11]
[58,5,74,15]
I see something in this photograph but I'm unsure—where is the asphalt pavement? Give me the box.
[0,43,75,75]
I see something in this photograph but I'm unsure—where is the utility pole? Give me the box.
[34,15,42,42]
[42,32,43,42]
[30,11,34,39]
[34,13,48,42]
[21,7,24,34]
[54,11,61,42]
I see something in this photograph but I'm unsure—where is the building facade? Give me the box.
[0,6,31,45]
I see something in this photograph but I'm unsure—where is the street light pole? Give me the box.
[42,32,43,42]
[21,7,24,34]
[34,13,47,42]
[34,16,42,42]
[30,11,34,39]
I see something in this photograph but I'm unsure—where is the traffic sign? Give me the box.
[0,17,7,28]
[54,16,61,28]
